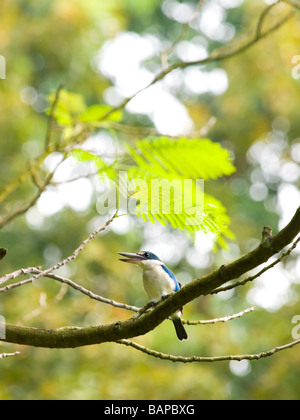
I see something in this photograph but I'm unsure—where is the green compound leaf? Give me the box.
[126,137,236,245]
[130,137,236,181]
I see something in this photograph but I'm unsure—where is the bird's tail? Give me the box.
[172,317,188,341]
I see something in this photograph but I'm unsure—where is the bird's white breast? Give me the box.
[142,262,175,302]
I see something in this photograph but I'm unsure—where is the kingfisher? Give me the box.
[118,251,188,341]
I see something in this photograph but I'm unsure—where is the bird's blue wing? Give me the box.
[161,264,181,292]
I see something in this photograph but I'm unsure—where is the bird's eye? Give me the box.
[144,252,150,258]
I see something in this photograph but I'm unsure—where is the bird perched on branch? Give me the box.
[118,251,188,341]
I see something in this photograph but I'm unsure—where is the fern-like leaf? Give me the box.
[126,137,236,244]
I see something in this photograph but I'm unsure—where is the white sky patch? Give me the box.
[208,68,229,95]
[36,132,121,219]
[151,89,194,135]
[249,182,268,202]
[264,0,278,5]
[96,31,195,135]
[279,162,300,183]
[277,184,300,230]
[95,32,158,97]
[110,215,133,235]
[246,137,299,230]
[162,0,196,23]
[247,264,293,311]
[218,0,244,8]
[57,178,94,212]
[26,206,45,229]
[95,29,229,136]
[193,2,230,41]
[37,189,65,216]
[80,132,120,160]
[229,360,251,377]
[43,152,64,173]
[37,178,94,216]
[175,40,208,63]
[184,68,210,95]
[141,225,189,265]
[127,82,194,136]
[186,231,214,269]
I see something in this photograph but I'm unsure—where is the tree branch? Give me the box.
[0,210,118,288]
[1,206,299,349]
[0,351,21,360]
[212,234,300,295]
[44,84,64,152]
[0,154,66,229]
[116,338,300,363]
[183,306,255,325]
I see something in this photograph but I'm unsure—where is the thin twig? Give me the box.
[0,212,118,289]
[44,84,64,152]
[0,351,21,360]
[0,154,66,229]
[256,1,280,38]
[0,267,140,311]
[183,306,255,325]
[161,0,208,69]
[0,210,138,312]
[20,211,118,284]
[212,235,300,295]
[0,267,40,287]
[116,337,300,363]
[39,271,140,312]
[95,118,216,139]
[100,5,297,123]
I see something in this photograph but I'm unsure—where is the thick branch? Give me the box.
[1,206,299,349]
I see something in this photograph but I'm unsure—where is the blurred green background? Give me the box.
[0,0,300,400]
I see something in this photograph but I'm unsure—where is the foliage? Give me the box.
[126,137,235,243]
[70,130,236,243]
[53,84,237,245]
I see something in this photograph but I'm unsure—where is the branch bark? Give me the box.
[1,206,299,349]
[116,337,300,363]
